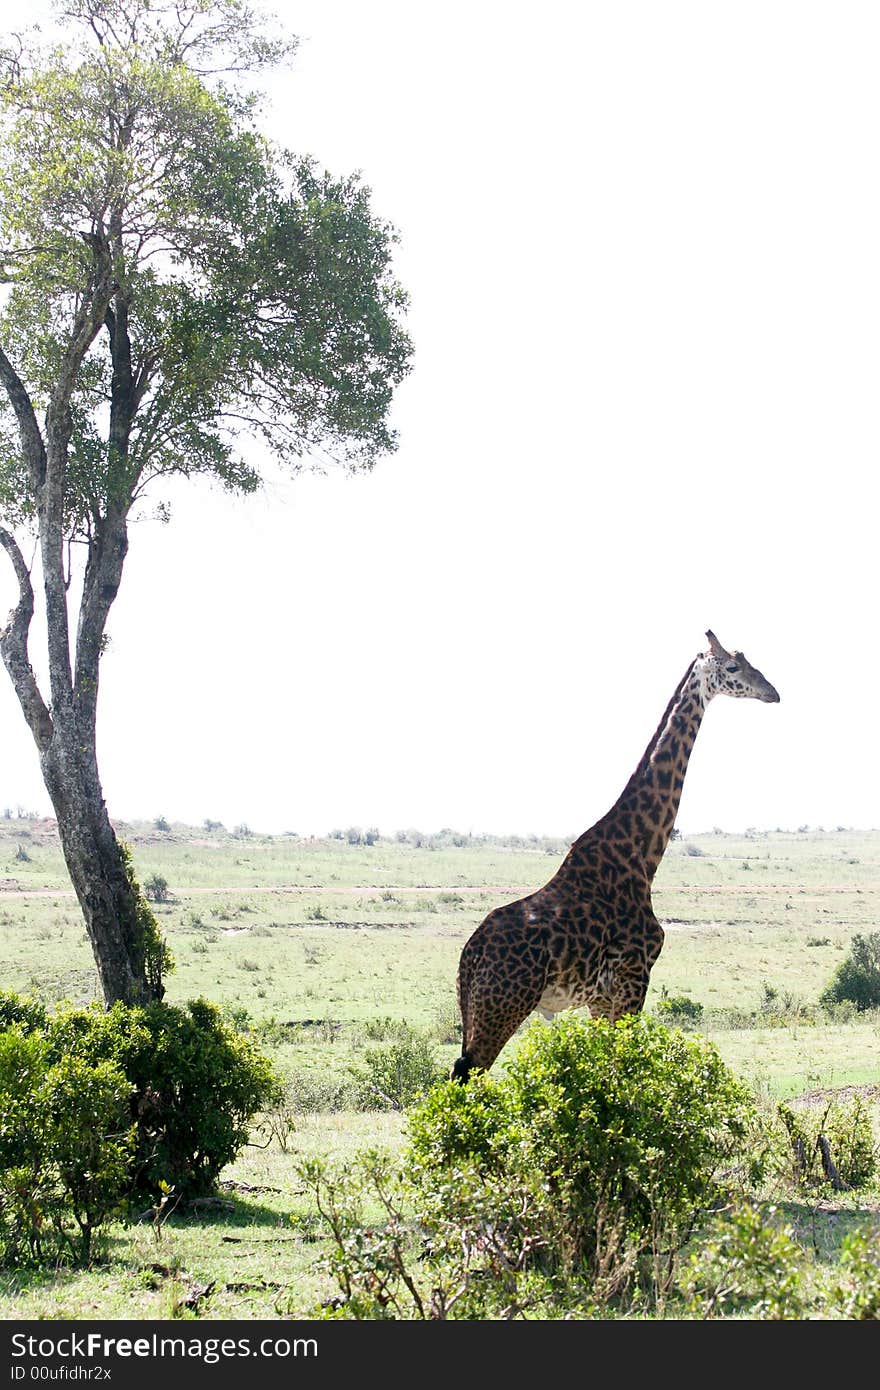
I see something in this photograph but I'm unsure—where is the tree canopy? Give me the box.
[0,0,411,539]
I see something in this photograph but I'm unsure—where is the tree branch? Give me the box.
[0,344,46,494]
[40,232,119,714]
[0,526,53,749]
[75,504,128,737]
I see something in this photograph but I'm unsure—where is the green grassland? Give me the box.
[2,818,877,1089]
[1,817,878,1319]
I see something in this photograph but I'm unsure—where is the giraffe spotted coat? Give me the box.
[452,632,780,1081]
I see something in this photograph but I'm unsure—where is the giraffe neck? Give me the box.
[602,657,709,880]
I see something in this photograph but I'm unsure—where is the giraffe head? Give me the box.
[698,630,780,704]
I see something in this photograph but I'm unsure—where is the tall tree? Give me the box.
[0,0,411,1005]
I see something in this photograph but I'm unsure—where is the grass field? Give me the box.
[1,816,878,1319]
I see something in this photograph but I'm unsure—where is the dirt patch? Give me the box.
[789,1082,880,1108]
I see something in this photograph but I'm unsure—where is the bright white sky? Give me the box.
[2,1,879,839]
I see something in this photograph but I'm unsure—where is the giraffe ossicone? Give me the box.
[451,631,779,1083]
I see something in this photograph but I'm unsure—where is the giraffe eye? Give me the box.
[725,663,739,674]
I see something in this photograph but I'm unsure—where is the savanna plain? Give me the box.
[1,817,878,1320]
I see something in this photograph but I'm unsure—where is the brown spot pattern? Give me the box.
[451,637,779,1081]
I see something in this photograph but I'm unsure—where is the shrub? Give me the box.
[406,1015,756,1285]
[758,982,807,1022]
[654,992,704,1029]
[358,1015,405,1042]
[297,1149,554,1320]
[0,1028,134,1265]
[349,1025,446,1111]
[774,1095,877,1191]
[40,1056,135,1261]
[820,932,880,1011]
[259,1068,355,1145]
[0,989,48,1032]
[0,993,282,1214]
[301,1017,759,1318]
[64,998,282,1199]
[0,1028,54,1262]
[682,1202,806,1319]
[143,873,170,904]
[829,1229,880,1318]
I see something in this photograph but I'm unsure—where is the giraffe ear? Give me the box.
[705,630,729,659]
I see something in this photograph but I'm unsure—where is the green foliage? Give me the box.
[119,842,174,996]
[143,873,170,903]
[774,1095,877,1191]
[0,988,48,1031]
[682,1202,807,1319]
[407,1015,756,1289]
[297,1150,556,1321]
[297,1150,418,1320]
[349,1024,446,1111]
[299,1021,794,1320]
[401,1070,512,1174]
[59,996,282,1199]
[829,1229,880,1319]
[38,1055,135,1260]
[824,1097,878,1187]
[0,992,282,1227]
[654,991,704,1028]
[820,932,880,1012]
[0,1028,134,1265]
[130,998,281,1197]
[0,1,412,532]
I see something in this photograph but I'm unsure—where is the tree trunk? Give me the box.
[41,732,163,1006]
[1,514,164,1007]
[1,257,166,1008]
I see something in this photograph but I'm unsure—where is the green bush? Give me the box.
[297,1149,557,1320]
[406,1015,756,1283]
[0,1028,134,1265]
[824,1097,878,1187]
[0,992,282,1221]
[0,990,48,1032]
[51,997,282,1199]
[144,873,170,903]
[40,1056,135,1259]
[774,1095,877,1191]
[654,992,704,1028]
[682,1202,807,1319]
[258,1068,356,1148]
[349,1025,446,1111]
[829,1229,880,1319]
[819,932,880,1012]
[300,1017,759,1317]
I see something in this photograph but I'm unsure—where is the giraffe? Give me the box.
[451,631,780,1082]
